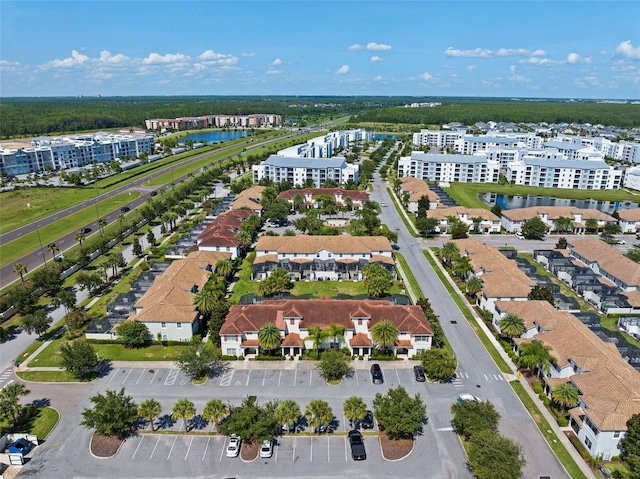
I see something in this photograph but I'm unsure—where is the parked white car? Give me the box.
[226,434,241,457]
[260,438,273,458]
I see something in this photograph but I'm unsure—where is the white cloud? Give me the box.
[367,42,391,51]
[241,52,255,57]
[567,52,591,64]
[265,69,282,75]
[98,50,130,65]
[496,48,531,57]
[335,65,350,75]
[348,43,363,51]
[616,40,640,60]
[445,47,492,58]
[0,60,23,74]
[574,75,600,88]
[419,72,433,81]
[370,56,383,62]
[143,52,191,65]
[531,49,547,57]
[510,65,517,73]
[42,49,89,69]
[466,65,476,71]
[373,75,383,81]
[272,58,283,66]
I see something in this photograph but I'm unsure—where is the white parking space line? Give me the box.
[167,435,177,459]
[292,437,296,462]
[202,437,210,461]
[123,368,133,384]
[293,370,297,387]
[343,413,347,431]
[1,379,14,391]
[344,437,348,462]
[245,371,251,387]
[165,369,179,386]
[219,369,234,387]
[483,374,489,381]
[396,369,401,385]
[355,370,359,386]
[219,439,226,462]
[310,437,313,462]
[136,369,145,384]
[278,370,282,387]
[149,436,160,459]
[132,435,144,459]
[309,370,313,386]
[262,370,267,387]
[274,441,279,462]
[327,436,330,462]
[184,436,193,460]
[108,368,120,383]
[149,369,159,384]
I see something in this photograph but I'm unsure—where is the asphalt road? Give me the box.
[0,132,291,289]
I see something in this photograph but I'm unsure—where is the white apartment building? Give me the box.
[278,129,371,159]
[412,129,466,148]
[397,152,500,183]
[624,166,640,191]
[0,132,154,177]
[253,155,359,187]
[506,157,622,189]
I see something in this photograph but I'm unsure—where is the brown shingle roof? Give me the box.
[569,239,640,287]
[229,185,265,211]
[495,300,561,331]
[399,177,440,202]
[198,209,253,248]
[255,235,392,255]
[350,332,373,347]
[502,206,615,222]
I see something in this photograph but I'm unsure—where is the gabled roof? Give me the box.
[255,234,392,255]
[230,185,266,211]
[501,206,615,222]
[198,209,253,248]
[427,206,500,222]
[569,239,640,287]
[278,187,369,202]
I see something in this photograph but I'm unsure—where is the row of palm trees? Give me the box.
[256,319,401,357]
[137,394,371,436]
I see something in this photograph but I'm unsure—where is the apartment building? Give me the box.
[427,207,501,234]
[500,207,615,234]
[144,114,281,131]
[397,152,500,184]
[396,176,440,212]
[277,187,369,210]
[196,209,255,259]
[253,155,359,187]
[0,132,154,176]
[412,129,465,148]
[278,129,371,159]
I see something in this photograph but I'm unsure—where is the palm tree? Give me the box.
[308,326,327,359]
[518,340,554,377]
[551,382,580,409]
[13,263,27,283]
[201,398,228,432]
[326,323,345,350]
[304,399,333,434]
[292,193,304,211]
[440,241,460,267]
[465,275,483,298]
[98,217,107,236]
[215,259,233,278]
[275,399,301,433]
[258,323,281,356]
[554,216,574,234]
[172,398,196,433]
[75,230,86,248]
[117,213,126,231]
[47,242,59,262]
[0,382,30,424]
[499,312,526,338]
[452,255,472,279]
[585,218,599,234]
[138,399,162,431]
[236,229,254,250]
[370,319,399,355]
[343,396,367,428]
[193,288,215,318]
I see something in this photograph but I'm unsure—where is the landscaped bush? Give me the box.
[531,381,544,394]
[220,355,239,361]
[255,355,285,361]
[567,432,592,460]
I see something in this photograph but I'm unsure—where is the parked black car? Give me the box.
[120,206,130,213]
[413,365,426,382]
[348,430,366,460]
[370,363,383,384]
[361,410,374,429]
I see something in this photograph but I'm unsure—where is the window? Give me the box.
[226,348,236,356]
[614,431,621,438]
[414,335,428,342]
[162,334,168,341]
[290,319,295,325]
[161,322,167,329]
[177,323,182,329]
[358,319,362,325]
[584,437,592,449]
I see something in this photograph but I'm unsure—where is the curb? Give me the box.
[378,434,414,462]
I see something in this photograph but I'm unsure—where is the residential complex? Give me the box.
[397,152,501,184]
[500,207,616,234]
[219,298,433,359]
[144,114,281,131]
[277,187,369,210]
[0,132,155,177]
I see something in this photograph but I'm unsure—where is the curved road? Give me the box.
[0,132,293,289]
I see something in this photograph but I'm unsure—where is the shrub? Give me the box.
[531,381,544,394]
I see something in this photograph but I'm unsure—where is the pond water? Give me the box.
[478,193,639,214]
[181,130,254,145]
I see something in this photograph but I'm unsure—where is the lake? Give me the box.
[478,193,639,214]
[181,130,254,145]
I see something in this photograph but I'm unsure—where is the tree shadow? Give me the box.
[156,414,175,431]
[0,325,20,343]
[210,360,229,377]
[97,360,114,378]
[187,414,208,431]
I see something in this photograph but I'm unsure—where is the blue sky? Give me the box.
[1,1,639,99]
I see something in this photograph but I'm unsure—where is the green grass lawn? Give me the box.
[444,182,640,209]
[16,370,99,382]
[1,191,140,267]
[92,343,186,361]
[0,406,59,439]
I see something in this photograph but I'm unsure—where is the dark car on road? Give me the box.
[348,430,366,460]
[413,365,426,382]
[361,410,374,429]
[80,227,92,234]
[370,363,383,384]
[120,206,130,213]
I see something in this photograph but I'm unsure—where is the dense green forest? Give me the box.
[1,96,638,138]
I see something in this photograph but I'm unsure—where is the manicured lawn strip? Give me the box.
[92,343,184,361]
[423,250,512,374]
[444,182,639,210]
[394,252,422,299]
[18,407,59,439]
[14,323,66,365]
[16,370,98,382]
[1,191,140,267]
[228,254,255,303]
[387,187,417,237]
[28,338,65,367]
[510,380,589,479]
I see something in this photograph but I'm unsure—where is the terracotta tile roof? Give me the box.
[278,187,369,202]
[350,332,373,347]
[569,239,640,287]
[617,209,640,222]
[396,339,412,347]
[282,332,303,346]
[427,206,500,222]
[399,177,440,202]
[501,206,615,222]
[255,234,392,255]
[453,239,535,298]
[230,185,265,211]
[220,299,433,337]
[198,209,253,248]
[370,254,395,265]
[241,339,260,347]
[495,300,561,330]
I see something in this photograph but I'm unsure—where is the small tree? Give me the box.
[21,308,52,338]
[421,349,457,382]
[219,396,280,445]
[555,236,568,249]
[0,382,30,424]
[522,216,547,238]
[60,339,100,378]
[451,399,501,440]
[305,399,333,434]
[172,398,197,433]
[81,388,138,438]
[316,350,353,382]
[551,382,580,408]
[275,399,301,433]
[373,386,426,440]
[174,342,217,380]
[132,238,143,257]
[202,399,228,432]
[621,414,640,475]
[343,396,367,428]
[465,274,483,298]
[362,263,392,297]
[258,323,282,356]
[528,285,555,306]
[146,230,156,246]
[138,399,162,431]
[370,319,399,355]
[499,312,525,338]
[116,321,151,348]
[467,430,526,479]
